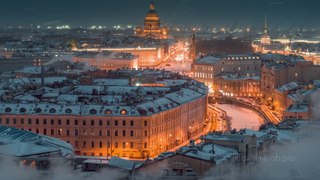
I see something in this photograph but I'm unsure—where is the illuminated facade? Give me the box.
[135,2,169,39]
[261,55,320,107]
[214,73,261,97]
[73,51,139,70]
[74,47,165,67]
[192,54,261,93]
[0,71,208,159]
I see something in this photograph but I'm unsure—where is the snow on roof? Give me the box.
[0,126,74,157]
[137,97,178,115]
[74,85,105,94]
[196,56,223,65]
[83,159,109,165]
[13,94,39,102]
[57,94,78,103]
[178,143,238,164]
[285,104,309,113]
[93,79,129,86]
[164,88,203,104]
[203,133,246,142]
[156,79,187,87]
[108,156,135,171]
[277,82,300,92]
[265,128,298,144]
[14,66,42,74]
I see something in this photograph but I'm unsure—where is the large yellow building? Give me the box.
[135,2,169,39]
[0,70,207,159]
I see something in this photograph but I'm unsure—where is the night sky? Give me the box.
[0,0,319,29]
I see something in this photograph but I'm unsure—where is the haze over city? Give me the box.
[1,0,319,29]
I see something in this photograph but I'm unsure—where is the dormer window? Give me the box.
[90,109,97,115]
[105,109,112,115]
[120,109,127,115]
[65,108,72,114]
[49,108,56,113]
[5,107,11,113]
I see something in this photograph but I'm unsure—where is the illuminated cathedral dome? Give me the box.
[135,1,169,39]
[145,2,159,20]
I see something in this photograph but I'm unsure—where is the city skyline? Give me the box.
[0,0,319,29]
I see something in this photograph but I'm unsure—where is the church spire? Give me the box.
[264,15,268,35]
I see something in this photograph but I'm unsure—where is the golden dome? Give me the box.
[145,2,159,21]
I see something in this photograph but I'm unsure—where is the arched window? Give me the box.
[105,109,112,115]
[65,108,72,114]
[5,107,11,113]
[90,109,97,115]
[120,109,127,115]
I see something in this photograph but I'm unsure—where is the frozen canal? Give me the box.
[216,104,264,130]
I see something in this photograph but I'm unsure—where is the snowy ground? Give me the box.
[216,104,263,130]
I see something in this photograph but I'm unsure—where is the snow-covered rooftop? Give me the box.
[0,126,74,157]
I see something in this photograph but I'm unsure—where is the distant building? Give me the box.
[260,54,320,106]
[74,47,165,68]
[192,54,261,94]
[135,2,169,40]
[214,72,261,97]
[73,51,139,70]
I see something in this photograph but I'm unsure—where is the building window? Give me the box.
[99,142,102,148]
[107,120,110,126]
[107,142,111,148]
[99,130,102,136]
[83,141,87,148]
[99,120,102,126]
[144,142,147,148]
[115,142,118,148]
[115,130,118,136]
[58,119,61,125]
[122,120,126,126]
[36,129,39,133]
[51,129,54,135]
[144,120,147,126]
[43,129,47,135]
[51,119,54,125]
[115,120,118,126]
[107,130,110,136]
[28,118,32,124]
[144,130,148,137]
[90,120,94,126]
[91,141,95,148]
[43,119,46,125]
[6,118,9,124]
[130,130,134,137]
[123,142,127,149]
[83,120,86,126]
[130,120,134,126]
[130,142,134,149]
[20,118,24,124]
[75,119,78,126]
[122,130,126,136]
[75,129,79,136]
[0,118,2,124]
[66,119,70,125]
[66,130,70,136]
